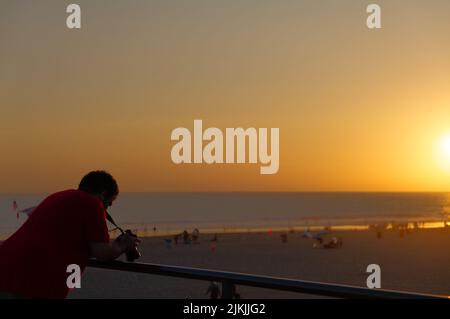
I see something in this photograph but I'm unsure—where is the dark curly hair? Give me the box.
[78,170,119,198]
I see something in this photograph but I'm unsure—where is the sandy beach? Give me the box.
[69,227,450,299]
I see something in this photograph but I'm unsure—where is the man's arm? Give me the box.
[89,241,125,262]
[89,234,140,262]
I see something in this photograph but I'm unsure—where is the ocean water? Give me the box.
[1,192,449,238]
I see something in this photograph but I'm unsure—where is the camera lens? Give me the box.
[126,248,141,262]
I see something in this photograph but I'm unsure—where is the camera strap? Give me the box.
[105,211,124,234]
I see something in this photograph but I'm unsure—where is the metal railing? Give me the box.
[87,260,448,299]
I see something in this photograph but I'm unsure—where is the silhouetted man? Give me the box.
[0,171,139,299]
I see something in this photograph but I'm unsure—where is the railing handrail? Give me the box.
[87,260,448,299]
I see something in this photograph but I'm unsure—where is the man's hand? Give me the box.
[116,232,141,253]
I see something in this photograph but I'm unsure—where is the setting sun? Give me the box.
[436,135,450,172]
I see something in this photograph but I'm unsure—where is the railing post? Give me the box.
[221,280,233,299]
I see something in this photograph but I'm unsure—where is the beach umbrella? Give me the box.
[19,206,36,217]
[302,231,328,240]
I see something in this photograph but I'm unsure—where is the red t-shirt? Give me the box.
[0,189,110,299]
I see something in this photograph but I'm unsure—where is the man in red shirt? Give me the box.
[0,171,140,299]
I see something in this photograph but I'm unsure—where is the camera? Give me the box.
[117,229,141,262]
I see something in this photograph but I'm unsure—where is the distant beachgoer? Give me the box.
[206,282,221,299]
[280,234,288,243]
[173,234,180,245]
[12,201,18,219]
[164,239,172,249]
[219,283,242,299]
[0,170,140,299]
[323,237,343,249]
[183,230,190,244]
[231,284,241,299]
[192,228,200,244]
[323,238,334,248]
[153,227,157,232]
[312,236,324,248]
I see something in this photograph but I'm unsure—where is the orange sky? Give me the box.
[1,0,450,192]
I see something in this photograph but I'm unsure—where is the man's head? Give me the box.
[78,171,119,209]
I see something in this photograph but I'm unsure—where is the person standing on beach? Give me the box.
[206,281,221,299]
[0,171,140,299]
[183,230,190,244]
